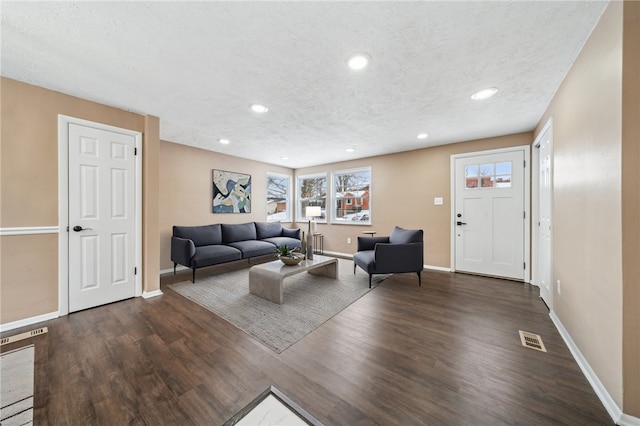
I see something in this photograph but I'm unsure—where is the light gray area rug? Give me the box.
[0,344,34,425]
[169,259,386,353]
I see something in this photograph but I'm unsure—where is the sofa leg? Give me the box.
[369,275,372,288]
[417,271,421,287]
[174,263,177,275]
[192,268,196,283]
[353,263,356,274]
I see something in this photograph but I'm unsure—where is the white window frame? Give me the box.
[331,167,371,225]
[296,172,327,223]
[267,172,292,222]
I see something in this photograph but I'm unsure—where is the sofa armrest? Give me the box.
[357,236,389,251]
[374,242,423,272]
[171,236,196,267]
[281,227,301,240]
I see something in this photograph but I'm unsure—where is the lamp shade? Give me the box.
[305,206,322,218]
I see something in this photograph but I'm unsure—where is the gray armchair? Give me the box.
[353,226,424,288]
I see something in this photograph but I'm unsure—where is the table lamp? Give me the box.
[305,206,322,259]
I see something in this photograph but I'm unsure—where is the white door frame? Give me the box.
[450,145,531,281]
[58,115,142,316]
[532,118,554,307]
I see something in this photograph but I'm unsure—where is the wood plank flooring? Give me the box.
[1,264,613,425]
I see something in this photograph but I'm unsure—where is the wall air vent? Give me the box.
[0,327,48,346]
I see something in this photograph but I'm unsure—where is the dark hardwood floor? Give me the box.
[2,263,613,425]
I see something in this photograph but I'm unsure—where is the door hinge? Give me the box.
[134,267,137,275]
[523,211,526,219]
[134,147,138,155]
[524,262,526,270]
[524,160,526,168]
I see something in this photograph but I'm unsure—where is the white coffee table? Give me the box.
[249,255,339,304]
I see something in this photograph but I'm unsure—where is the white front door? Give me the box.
[68,123,137,312]
[453,149,527,280]
[536,125,553,308]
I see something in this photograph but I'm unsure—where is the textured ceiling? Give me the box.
[1,1,608,168]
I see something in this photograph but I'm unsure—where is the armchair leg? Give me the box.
[417,271,421,287]
[192,268,196,283]
[174,263,177,275]
[353,263,356,274]
[369,274,372,288]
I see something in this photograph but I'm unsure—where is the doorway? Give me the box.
[451,146,530,281]
[58,116,142,314]
[533,119,553,309]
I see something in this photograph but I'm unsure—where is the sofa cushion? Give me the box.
[173,224,222,247]
[221,223,257,244]
[262,236,301,249]
[192,245,242,268]
[227,240,276,258]
[255,222,282,239]
[353,250,376,274]
[281,227,301,239]
[389,226,423,244]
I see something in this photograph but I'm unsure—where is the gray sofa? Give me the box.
[353,226,424,288]
[171,222,301,282]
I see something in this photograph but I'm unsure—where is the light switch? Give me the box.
[434,197,444,206]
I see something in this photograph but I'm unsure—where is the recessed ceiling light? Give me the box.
[346,147,355,153]
[281,156,289,160]
[250,104,269,113]
[347,53,370,71]
[218,138,230,145]
[417,133,429,140]
[471,87,498,100]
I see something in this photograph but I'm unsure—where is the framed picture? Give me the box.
[212,169,251,213]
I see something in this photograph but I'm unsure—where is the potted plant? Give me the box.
[274,245,304,265]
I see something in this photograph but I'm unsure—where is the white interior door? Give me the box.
[68,123,136,312]
[536,125,553,308]
[454,150,526,280]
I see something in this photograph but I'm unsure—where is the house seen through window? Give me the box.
[465,162,512,189]
[332,168,371,224]
[266,172,291,222]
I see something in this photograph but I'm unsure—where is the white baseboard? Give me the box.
[142,289,163,299]
[550,311,639,425]
[620,414,640,426]
[424,264,452,272]
[321,250,352,259]
[160,265,189,275]
[0,311,59,333]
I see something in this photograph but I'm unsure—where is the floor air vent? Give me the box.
[518,330,547,352]
[1,327,48,346]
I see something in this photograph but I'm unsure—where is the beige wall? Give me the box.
[143,116,161,293]
[535,1,640,416]
[0,234,59,320]
[159,133,530,271]
[621,0,640,416]
[158,141,293,270]
[0,78,159,323]
[296,133,531,267]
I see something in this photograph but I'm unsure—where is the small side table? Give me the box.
[362,231,376,237]
[313,233,324,255]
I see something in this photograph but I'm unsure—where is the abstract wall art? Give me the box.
[212,169,251,213]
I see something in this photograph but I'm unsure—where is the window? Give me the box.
[465,162,512,189]
[297,173,327,222]
[332,168,371,224]
[266,172,291,222]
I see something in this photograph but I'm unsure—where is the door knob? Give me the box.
[456,221,467,226]
[72,225,92,232]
